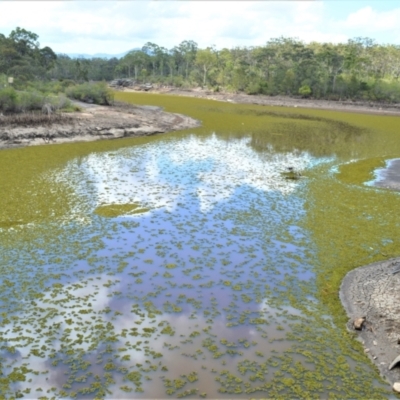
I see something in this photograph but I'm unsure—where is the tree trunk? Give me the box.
[332,73,337,93]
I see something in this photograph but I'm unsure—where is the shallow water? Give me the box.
[1,94,400,398]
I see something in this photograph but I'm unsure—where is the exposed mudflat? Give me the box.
[0,100,201,149]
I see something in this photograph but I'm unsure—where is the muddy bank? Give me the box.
[122,86,400,116]
[0,100,201,149]
[340,160,400,389]
[341,257,400,388]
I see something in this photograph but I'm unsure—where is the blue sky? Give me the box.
[0,1,399,55]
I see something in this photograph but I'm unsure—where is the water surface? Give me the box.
[1,94,400,398]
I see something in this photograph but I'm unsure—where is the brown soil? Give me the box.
[0,100,201,150]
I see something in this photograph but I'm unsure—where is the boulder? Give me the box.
[353,317,366,330]
[389,355,400,370]
[393,383,400,393]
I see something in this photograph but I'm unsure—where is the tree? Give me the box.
[38,46,57,70]
[195,47,217,86]
[119,51,149,81]
[9,27,39,57]
[178,40,198,80]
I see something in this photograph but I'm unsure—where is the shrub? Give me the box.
[0,87,18,112]
[65,82,114,105]
[298,85,312,98]
[48,93,71,110]
[245,81,268,95]
[17,90,45,112]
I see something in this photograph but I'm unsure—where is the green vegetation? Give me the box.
[65,82,114,105]
[0,85,71,113]
[94,203,150,218]
[2,27,400,104]
[112,37,400,102]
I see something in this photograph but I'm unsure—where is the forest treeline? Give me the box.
[2,27,400,102]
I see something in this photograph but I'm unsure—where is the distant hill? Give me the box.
[61,48,141,59]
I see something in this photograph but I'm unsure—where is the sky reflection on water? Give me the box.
[2,132,378,398]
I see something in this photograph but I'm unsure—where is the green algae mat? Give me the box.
[1,92,400,398]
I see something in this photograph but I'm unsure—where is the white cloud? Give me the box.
[0,1,348,54]
[1,1,399,54]
[343,6,400,30]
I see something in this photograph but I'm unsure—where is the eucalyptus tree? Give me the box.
[122,50,150,81]
[195,47,218,86]
[178,40,198,80]
[141,42,160,77]
[0,27,58,82]
[387,45,400,81]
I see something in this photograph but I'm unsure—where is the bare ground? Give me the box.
[340,257,400,387]
[0,100,201,150]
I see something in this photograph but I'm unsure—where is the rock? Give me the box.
[109,79,136,88]
[108,128,125,138]
[389,355,400,370]
[353,317,366,330]
[393,382,400,393]
[373,340,377,346]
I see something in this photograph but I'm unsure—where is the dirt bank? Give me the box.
[341,257,400,388]
[0,100,201,150]
[122,86,400,116]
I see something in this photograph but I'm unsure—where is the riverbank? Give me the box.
[0,100,201,150]
[340,256,400,390]
[121,86,400,116]
[340,159,400,390]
